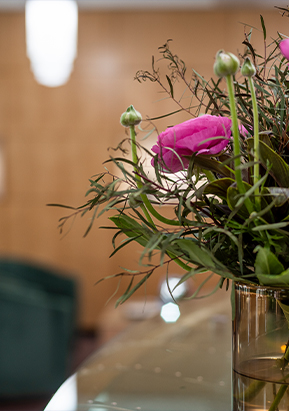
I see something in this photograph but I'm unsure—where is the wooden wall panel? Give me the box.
[0,8,287,328]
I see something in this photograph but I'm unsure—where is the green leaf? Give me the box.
[109,236,142,258]
[257,269,289,287]
[47,203,77,210]
[267,187,289,207]
[115,271,153,307]
[109,215,152,248]
[252,222,289,231]
[139,232,164,263]
[260,15,266,41]
[255,246,284,276]
[173,238,215,268]
[254,246,289,286]
[193,155,233,178]
[188,272,215,298]
[247,139,289,188]
[166,75,174,98]
[204,178,235,200]
[227,185,250,219]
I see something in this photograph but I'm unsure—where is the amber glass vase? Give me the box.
[233,283,289,411]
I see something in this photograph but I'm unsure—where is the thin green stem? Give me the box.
[130,125,186,227]
[269,384,288,411]
[129,125,156,228]
[267,344,289,410]
[142,199,182,226]
[225,75,254,215]
[204,169,216,182]
[234,379,266,403]
[248,76,260,210]
[129,125,195,271]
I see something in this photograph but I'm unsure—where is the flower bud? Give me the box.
[120,105,142,127]
[213,50,240,77]
[241,57,256,78]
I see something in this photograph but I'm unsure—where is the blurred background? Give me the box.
[0,0,288,407]
[1,0,288,330]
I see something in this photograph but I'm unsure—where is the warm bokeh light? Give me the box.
[281,344,287,353]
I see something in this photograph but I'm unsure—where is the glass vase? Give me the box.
[233,282,289,411]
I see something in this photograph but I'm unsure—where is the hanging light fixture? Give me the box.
[25,0,78,87]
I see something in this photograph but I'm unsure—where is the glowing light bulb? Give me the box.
[25,0,78,87]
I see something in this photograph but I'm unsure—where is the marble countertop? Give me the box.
[44,289,232,411]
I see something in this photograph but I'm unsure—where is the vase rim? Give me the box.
[235,281,289,297]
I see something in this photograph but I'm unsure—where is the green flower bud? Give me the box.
[241,57,256,78]
[213,50,240,77]
[120,105,142,127]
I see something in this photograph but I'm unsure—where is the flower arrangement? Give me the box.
[56,8,289,306]
[52,8,289,410]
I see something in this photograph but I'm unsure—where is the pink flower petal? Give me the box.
[280,39,289,61]
[151,114,231,172]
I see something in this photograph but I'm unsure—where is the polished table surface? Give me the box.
[44,290,232,411]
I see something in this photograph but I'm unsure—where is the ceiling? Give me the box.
[0,0,288,11]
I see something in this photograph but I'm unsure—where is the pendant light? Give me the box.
[25,0,78,87]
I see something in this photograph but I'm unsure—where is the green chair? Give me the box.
[0,257,77,398]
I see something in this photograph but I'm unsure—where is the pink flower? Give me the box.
[151,114,232,172]
[280,39,289,63]
[239,124,250,138]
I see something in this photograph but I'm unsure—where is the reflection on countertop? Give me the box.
[45,289,232,411]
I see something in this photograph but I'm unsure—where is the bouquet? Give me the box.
[56,8,289,304]
[53,7,289,410]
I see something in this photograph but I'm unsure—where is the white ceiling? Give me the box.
[0,0,288,11]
